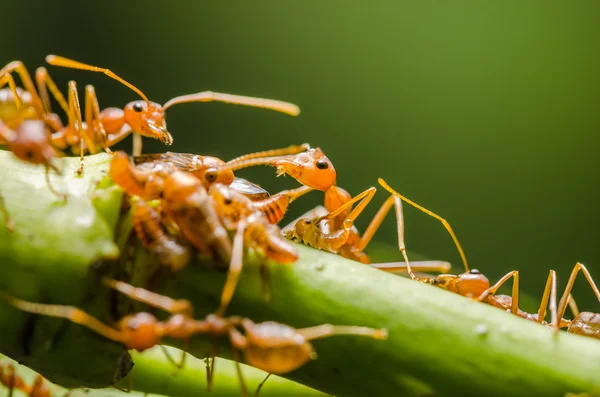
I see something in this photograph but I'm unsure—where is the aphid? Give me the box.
[132,199,191,272]
[0,363,51,397]
[209,182,312,226]
[45,55,301,158]
[1,280,387,389]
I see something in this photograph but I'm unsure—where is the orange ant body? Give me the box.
[0,363,51,397]
[373,179,595,329]
[43,55,301,160]
[1,279,387,385]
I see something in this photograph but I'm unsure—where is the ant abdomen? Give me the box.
[117,312,162,351]
[568,312,600,340]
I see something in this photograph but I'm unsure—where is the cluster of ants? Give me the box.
[0,55,599,397]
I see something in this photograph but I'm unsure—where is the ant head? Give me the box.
[209,184,251,224]
[117,312,162,352]
[10,120,57,167]
[456,269,490,298]
[202,160,234,187]
[45,55,174,146]
[242,319,314,374]
[272,148,336,191]
[124,101,173,145]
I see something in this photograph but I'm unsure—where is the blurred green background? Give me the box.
[2,1,599,309]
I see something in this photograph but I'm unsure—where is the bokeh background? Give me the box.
[2,1,599,309]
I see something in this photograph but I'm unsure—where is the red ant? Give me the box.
[44,55,300,161]
[1,279,387,395]
[373,179,596,330]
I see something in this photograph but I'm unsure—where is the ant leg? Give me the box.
[254,374,272,397]
[159,344,188,369]
[0,73,23,111]
[0,193,15,232]
[34,67,68,115]
[567,294,580,317]
[102,278,192,315]
[536,270,556,328]
[45,166,67,201]
[378,178,470,272]
[84,85,109,153]
[226,144,310,165]
[556,262,600,322]
[163,91,300,117]
[5,364,16,397]
[370,261,452,274]
[476,271,520,315]
[0,61,44,117]
[0,294,124,343]
[66,81,94,174]
[317,187,377,225]
[133,133,143,157]
[355,195,416,279]
[216,220,247,316]
[232,349,249,397]
[297,324,388,341]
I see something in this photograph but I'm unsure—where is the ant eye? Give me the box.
[205,169,218,182]
[316,159,329,170]
[470,269,481,274]
[224,197,233,205]
[133,103,144,112]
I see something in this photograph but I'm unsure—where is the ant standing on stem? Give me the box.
[0,279,387,395]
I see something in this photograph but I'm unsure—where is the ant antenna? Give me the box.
[46,55,151,106]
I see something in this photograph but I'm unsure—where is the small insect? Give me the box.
[0,363,51,397]
[1,279,387,392]
[44,55,301,160]
[132,199,191,272]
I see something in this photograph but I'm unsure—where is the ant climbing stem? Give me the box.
[1,281,387,392]
[46,55,300,157]
[377,178,470,272]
